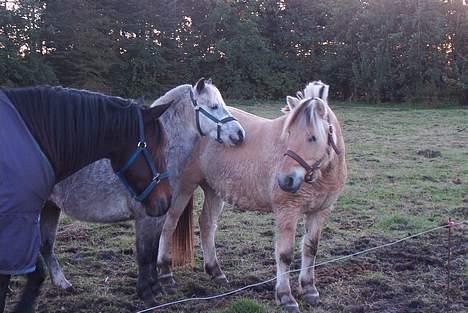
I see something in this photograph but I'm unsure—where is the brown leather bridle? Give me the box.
[284,117,341,184]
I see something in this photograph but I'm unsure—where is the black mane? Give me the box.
[2,86,141,181]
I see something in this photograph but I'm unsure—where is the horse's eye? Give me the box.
[212,105,219,110]
[308,135,317,143]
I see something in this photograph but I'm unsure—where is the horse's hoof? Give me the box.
[138,288,156,306]
[282,303,301,313]
[163,285,177,295]
[303,292,320,306]
[159,273,176,286]
[151,282,163,296]
[12,305,35,313]
[276,292,300,313]
[53,276,73,291]
[213,274,229,285]
[142,295,157,307]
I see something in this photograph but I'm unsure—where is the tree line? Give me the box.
[1,0,467,104]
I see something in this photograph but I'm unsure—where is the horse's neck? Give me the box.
[160,96,199,189]
[315,118,347,190]
[12,94,137,182]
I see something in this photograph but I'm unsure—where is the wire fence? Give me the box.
[136,219,467,313]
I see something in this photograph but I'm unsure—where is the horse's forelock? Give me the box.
[282,98,328,142]
[203,83,226,108]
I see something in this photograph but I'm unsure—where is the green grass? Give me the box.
[211,298,267,313]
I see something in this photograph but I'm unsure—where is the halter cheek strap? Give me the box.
[115,107,170,202]
[190,89,237,143]
[284,118,341,184]
[284,150,324,183]
[327,123,341,155]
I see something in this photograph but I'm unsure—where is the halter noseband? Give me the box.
[190,89,237,143]
[284,117,341,184]
[116,107,169,202]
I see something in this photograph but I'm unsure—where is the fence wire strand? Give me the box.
[136,220,467,313]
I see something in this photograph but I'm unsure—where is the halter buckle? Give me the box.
[137,141,147,149]
[152,174,161,184]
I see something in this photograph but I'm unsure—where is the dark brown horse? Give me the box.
[0,86,172,313]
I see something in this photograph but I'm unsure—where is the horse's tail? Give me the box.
[171,196,196,267]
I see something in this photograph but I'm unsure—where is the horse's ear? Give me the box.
[194,77,206,94]
[281,98,313,139]
[286,96,299,112]
[148,100,173,118]
[206,78,213,84]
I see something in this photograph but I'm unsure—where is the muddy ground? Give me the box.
[4,103,467,313]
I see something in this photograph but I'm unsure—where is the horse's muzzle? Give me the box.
[277,173,302,193]
[146,195,172,217]
[229,129,244,146]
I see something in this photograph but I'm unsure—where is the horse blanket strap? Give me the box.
[115,108,169,202]
[190,90,237,143]
[284,150,324,183]
[0,91,55,275]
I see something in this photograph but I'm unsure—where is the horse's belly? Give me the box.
[60,195,133,223]
[50,170,134,223]
[215,185,271,211]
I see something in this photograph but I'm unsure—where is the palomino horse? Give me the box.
[158,81,346,312]
[0,86,172,313]
[39,79,245,305]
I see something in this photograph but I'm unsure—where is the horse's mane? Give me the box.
[151,84,192,107]
[2,86,141,180]
[303,81,329,100]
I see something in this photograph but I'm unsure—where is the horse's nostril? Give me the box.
[229,133,243,145]
[237,130,244,143]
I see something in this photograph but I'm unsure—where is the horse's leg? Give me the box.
[274,207,301,313]
[298,208,329,306]
[199,184,226,283]
[157,190,194,287]
[134,215,165,303]
[40,201,72,290]
[0,275,11,313]
[13,255,47,313]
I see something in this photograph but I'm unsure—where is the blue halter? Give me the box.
[115,107,169,202]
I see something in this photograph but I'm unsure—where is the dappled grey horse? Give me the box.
[41,78,245,305]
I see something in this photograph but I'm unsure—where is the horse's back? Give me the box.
[227,106,271,123]
[197,108,286,210]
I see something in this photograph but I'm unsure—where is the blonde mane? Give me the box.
[281,80,331,143]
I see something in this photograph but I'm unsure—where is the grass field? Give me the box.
[5,102,467,313]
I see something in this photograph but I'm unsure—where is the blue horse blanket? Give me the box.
[0,91,55,275]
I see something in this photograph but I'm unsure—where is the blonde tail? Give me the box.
[170,196,195,267]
